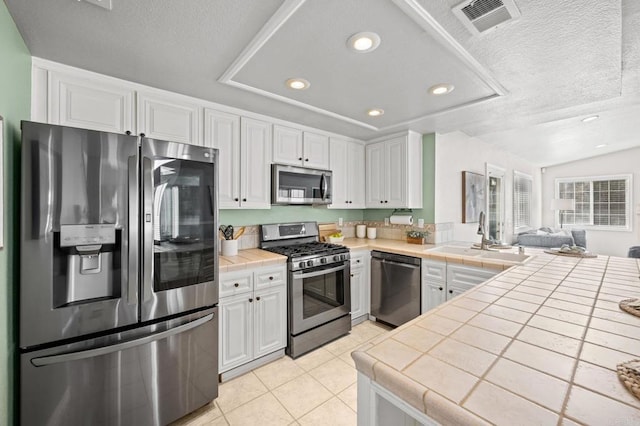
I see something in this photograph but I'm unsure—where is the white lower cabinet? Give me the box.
[219,265,287,374]
[421,259,499,312]
[350,250,370,322]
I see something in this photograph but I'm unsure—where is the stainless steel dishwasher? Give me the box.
[370,251,421,328]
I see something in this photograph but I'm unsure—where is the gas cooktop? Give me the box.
[263,242,348,258]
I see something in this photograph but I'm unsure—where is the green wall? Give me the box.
[220,207,363,226]
[363,133,436,223]
[0,3,31,425]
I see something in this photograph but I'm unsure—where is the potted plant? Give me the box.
[406,230,430,245]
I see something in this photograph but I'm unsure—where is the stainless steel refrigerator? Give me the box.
[19,121,219,425]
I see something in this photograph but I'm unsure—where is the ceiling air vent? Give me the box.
[452,0,521,35]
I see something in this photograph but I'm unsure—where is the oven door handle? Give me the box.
[293,264,346,279]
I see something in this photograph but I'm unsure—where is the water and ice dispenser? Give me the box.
[54,224,120,307]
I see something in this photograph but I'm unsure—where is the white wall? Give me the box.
[541,147,640,257]
[434,131,542,244]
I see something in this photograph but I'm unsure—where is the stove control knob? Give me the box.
[320,258,327,264]
[340,254,347,261]
[298,262,306,269]
[306,260,315,267]
[333,255,340,261]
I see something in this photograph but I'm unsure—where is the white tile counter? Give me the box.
[352,253,640,425]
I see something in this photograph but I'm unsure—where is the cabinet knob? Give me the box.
[305,158,309,162]
[439,287,443,291]
[384,200,388,203]
[234,197,239,201]
[269,276,273,280]
[448,290,453,294]
[234,283,239,288]
[139,133,146,137]
[380,201,384,204]
[298,157,303,160]
[249,298,253,302]
[256,296,261,301]
[350,274,354,277]
[356,260,360,263]
[242,198,247,202]
[125,130,131,135]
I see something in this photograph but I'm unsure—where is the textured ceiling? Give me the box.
[4,0,640,166]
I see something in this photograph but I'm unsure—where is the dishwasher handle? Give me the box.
[371,250,420,266]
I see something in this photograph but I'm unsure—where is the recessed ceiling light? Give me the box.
[348,32,381,53]
[429,84,455,95]
[367,109,384,117]
[582,115,599,123]
[286,78,310,90]
[595,144,608,148]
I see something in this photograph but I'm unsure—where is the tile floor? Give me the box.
[173,320,390,426]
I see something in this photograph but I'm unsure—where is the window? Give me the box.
[555,175,632,230]
[513,171,533,231]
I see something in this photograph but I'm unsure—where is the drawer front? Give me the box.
[422,259,446,281]
[447,264,497,287]
[220,271,253,298]
[255,266,286,290]
[350,250,368,269]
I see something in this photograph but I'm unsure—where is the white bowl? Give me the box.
[327,236,344,243]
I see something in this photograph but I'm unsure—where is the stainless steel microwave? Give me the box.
[272,164,332,205]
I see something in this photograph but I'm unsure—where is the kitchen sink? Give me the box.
[477,251,530,263]
[425,246,482,256]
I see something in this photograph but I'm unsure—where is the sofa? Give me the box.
[516,228,586,249]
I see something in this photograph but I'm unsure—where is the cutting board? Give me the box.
[319,223,339,242]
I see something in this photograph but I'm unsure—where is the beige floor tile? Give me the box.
[225,393,294,426]
[323,334,361,356]
[339,349,356,368]
[485,358,569,412]
[272,374,333,419]
[336,382,358,411]
[216,372,268,413]
[565,385,640,425]
[393,325,444,352]
[298,397,357,426]
[428,339,497,376]
[308,357,357,394]
[517,326,581,357]
[349,321,387,343]
[293,347,335,372]
[254,356,306,390]
[171,401,224,425]
[463,381,558,426]
[367,338,422,371]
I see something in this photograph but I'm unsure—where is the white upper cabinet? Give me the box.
[365,131,423,208]
[302,132,330,169]
[48,71,136,134]
[204,109,241,208]
[273,125,329,169]
[240,117,272,209]
[273,125,302,165]
[329,138,365,209]
[137,92,202,145]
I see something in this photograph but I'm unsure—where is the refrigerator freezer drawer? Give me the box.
[21,307,218,426]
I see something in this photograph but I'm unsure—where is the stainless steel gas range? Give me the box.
[260,222,351,358]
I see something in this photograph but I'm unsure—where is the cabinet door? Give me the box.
[423,282,446,312]
[137,92,202,145]
[253,286,287,358]
[385,136,408,208]
[365,142,386,207]
[303,132,329,169]
[219,294,253,373]
[348,142,366,208]
[329,138,349,208]
[273,125,302,166]
[446,283,474,301]
[204,109,240,208]
[49,72,135,134]
[241,117,272,209]
[350,265,366,320]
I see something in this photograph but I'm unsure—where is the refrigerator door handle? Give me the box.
[127,155,139,305]
[31,313,214,367]
[142,156,153,301]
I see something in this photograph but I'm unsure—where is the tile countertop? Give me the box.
[219,248,287,273]
[352,253,640,425]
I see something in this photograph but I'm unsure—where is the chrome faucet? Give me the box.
[477,211,491,250]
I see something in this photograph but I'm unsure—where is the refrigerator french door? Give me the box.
[19,121,219,426]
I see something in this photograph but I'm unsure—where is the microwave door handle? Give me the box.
[321,173,327,200]
[127,155,139,305]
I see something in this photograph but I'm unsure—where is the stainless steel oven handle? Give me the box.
[31,314,214,367]
[293,264,346,279]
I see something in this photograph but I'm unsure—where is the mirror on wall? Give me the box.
[485,163,506,243]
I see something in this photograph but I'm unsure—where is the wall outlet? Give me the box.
[338,217,343,226]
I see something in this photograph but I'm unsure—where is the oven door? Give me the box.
[290,262,351,335]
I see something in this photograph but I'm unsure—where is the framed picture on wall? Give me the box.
[0,115,3,249]
[462,171,485,223]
